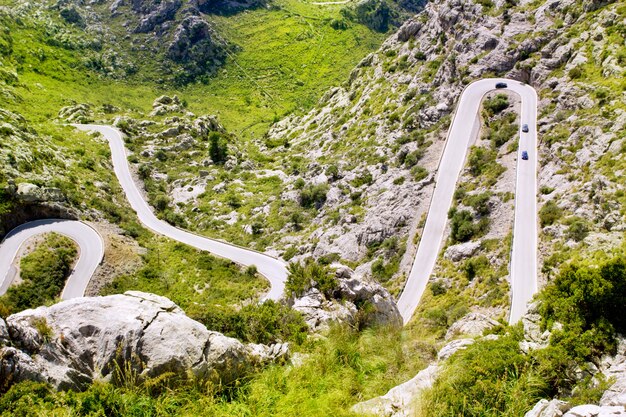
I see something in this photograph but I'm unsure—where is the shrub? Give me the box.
[539,257,626,360]
[566,219,589,242]
[539,200,561,227]
[351,171,373,187]
[299,183,329,209]
[464,255,490,281]
[411,165,428,181]
[420,329,549,417]
[286,259,337,298]
[463,192,491,216]
[325,165,340,181]
[568,66,582,79]
[449,209,478,243]
[208,132,228,164]
[483,94,509,115]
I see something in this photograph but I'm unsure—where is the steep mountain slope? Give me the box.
[259,0,626,312]
[0,0,625,414]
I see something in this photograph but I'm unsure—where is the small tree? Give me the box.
[208,132,228,164]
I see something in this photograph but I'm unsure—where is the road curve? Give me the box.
[396,78,538,325]
[73,124,288,301]
[0,219,104,299]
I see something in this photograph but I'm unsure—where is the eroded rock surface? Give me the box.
[0,292,288,390]
[288,265,402,331]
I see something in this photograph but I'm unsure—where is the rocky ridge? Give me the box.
[257,0,625,294]
[0,291,288,391]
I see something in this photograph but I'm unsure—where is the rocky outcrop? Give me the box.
[523,337,626,416]
[443,241,481,262]
[0,292,288,391]
[150,95,184,116]
[288,265,402,331]
[167,15,226,77]
[134,0,182,33]
[444,312,499,340]
[524,399,571,417]
[58,103,93,124]
[14,183,65,204]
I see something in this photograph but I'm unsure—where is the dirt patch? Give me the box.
[85,221,145,296]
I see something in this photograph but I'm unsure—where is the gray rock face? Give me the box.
[524,399,571,417]
[15,183,65,204]
[0,292,288,390]
[444,241,481,261]
[134,0,182,33]
[288,265,402,331]
[444,312,499,340]
[352,364,439,417]
[563,405,625,416]
[168,15,224,68]
[150,95,184,116]
[58,103,93,124]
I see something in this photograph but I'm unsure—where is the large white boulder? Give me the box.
[0,291,288,390]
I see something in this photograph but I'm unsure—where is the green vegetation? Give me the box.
[286,259,337,298]
[539,200,562,227]
[483,93,510,116]
[299,183,330,209]
[102,239,269,310]
[467,146,506,185]
[421,255,626,416]
[448,207,489,243]
[192,300,309,345]
[0,323,431,416]
[0,233,77,314]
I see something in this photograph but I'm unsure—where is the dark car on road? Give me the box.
[495,82,508,89]
[522,124,529,132]
[522,151,529,160]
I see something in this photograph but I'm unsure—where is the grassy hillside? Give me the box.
[2,0,385,134]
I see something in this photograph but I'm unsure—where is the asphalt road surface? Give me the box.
[0,219,104,299]
[396,78,538,325]
[0,78,536,318]
[74,124,287,301]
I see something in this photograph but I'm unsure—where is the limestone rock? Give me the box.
[15,183,64,203]
[0,318,9,346]
[351,364,439,417]
[288,265,401,331]
[437,338,474,361]
[58,103,93,124]
[445,312,499,340]
[168,15,226,75]
[134,0,182,33]
[601,379,626,408]
[150,95,184,116]
[563,405,625,416]
[444,241,481,261]
[0,292,288,390]
[525,399,571,417]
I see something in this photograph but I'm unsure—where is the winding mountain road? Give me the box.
[396,78,538,325]
[0,78,537,324]
[0,219,104,299]
[73,124,287,301]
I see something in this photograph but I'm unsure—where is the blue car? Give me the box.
[522,151,529,160]
[522,124,529,132]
